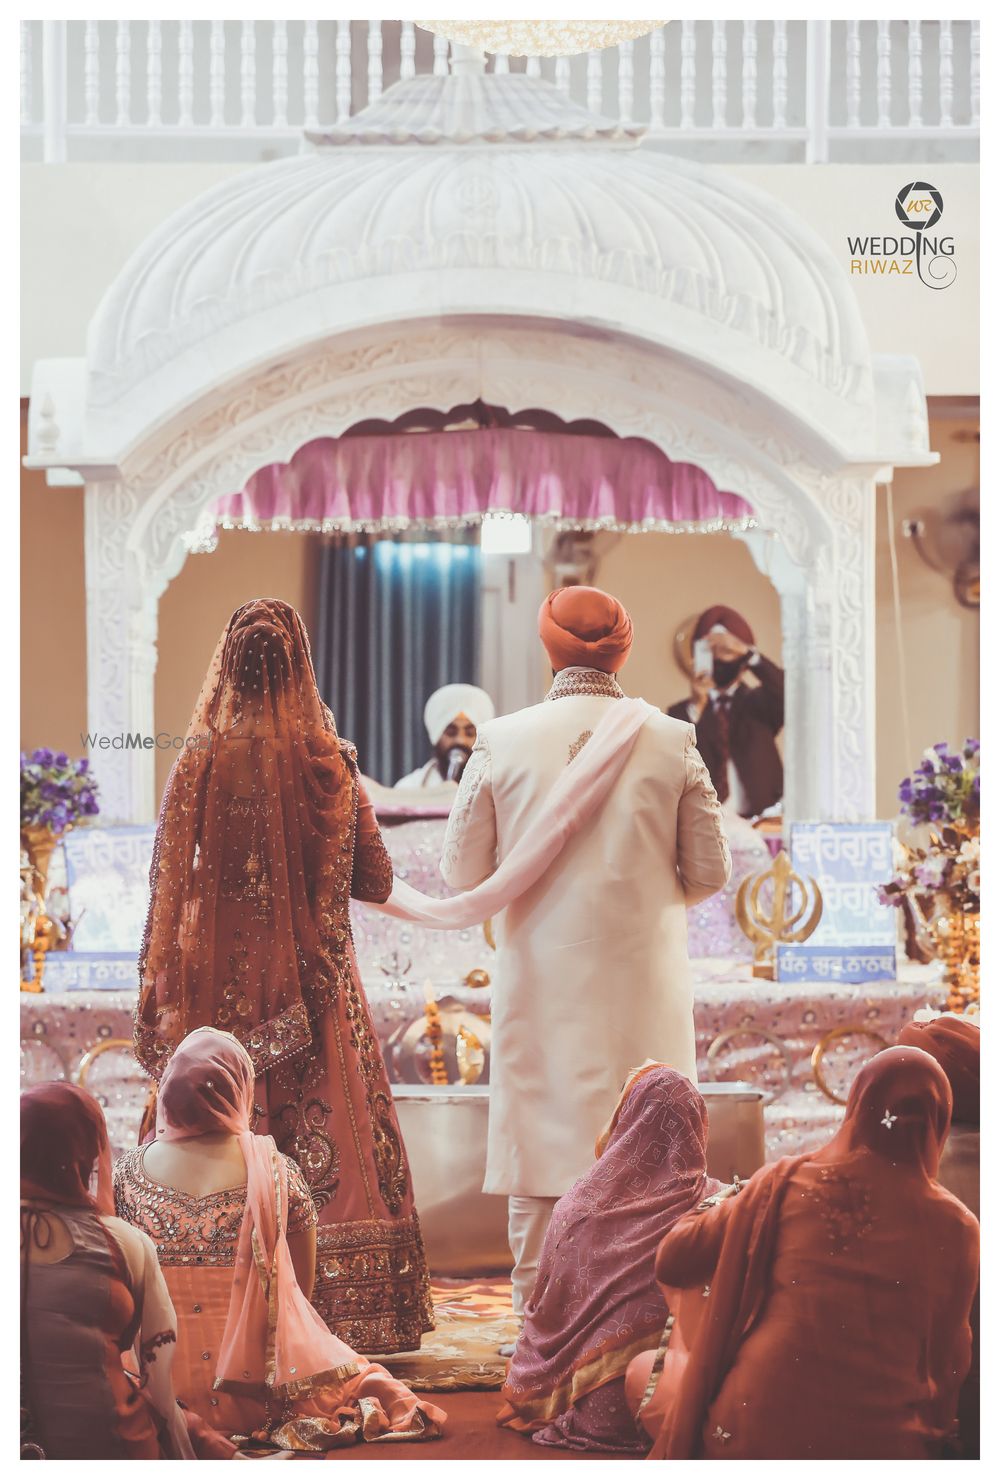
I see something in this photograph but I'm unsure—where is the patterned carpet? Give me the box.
[377,1279,519,1391]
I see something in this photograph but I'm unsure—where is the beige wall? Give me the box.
[568,420,980,818]
[583,530,782,712]
[20,405,978,820]
[874,412,979,816]
[19,397,320,798]
[154,532,320,797]
[20,407,87,760]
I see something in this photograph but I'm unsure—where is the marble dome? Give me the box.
[86,71,874,448]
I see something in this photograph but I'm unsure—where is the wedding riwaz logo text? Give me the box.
[847,182,957,290]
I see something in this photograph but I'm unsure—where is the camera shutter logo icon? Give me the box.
[895,182,943,231]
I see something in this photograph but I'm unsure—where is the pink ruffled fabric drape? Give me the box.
[212,429,754,533]
[375,698,655,929]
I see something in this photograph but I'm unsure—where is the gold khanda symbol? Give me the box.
[735,849,823,980]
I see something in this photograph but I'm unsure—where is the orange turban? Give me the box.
[538,586,633,674]
[896,1015,979,1125]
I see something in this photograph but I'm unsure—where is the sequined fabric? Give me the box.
[113,1145,318,1268]
[111,1146,444,1448]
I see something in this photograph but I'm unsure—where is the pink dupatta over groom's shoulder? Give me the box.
[375,697,657,929]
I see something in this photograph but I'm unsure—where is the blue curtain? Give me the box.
[315,538,482,784]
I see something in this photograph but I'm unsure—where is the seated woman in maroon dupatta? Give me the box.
[21,1083,198,1460]
[897,1013,980,1457]
[898,1013,979,1212]
[116,1027,445,1454]
[133,598,432,1352]
[497,1064,720,1453]
[627,1046,979,1460]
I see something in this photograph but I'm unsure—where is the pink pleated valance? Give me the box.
[211,428,755,535]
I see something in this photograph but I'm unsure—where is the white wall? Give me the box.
[20,160,978,395]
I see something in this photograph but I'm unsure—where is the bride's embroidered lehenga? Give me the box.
[133,599,433,1352]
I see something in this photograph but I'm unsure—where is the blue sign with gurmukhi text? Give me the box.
[777,822,897,983]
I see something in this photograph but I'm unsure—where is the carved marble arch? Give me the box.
[87,319,879,827]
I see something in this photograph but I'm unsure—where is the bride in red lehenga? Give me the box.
[133,598,433,1353]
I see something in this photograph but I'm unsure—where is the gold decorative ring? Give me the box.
[705,1027,794,1104]
[77,1037,137,1088]
[811,1026,890,1106]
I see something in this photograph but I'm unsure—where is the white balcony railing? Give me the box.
[20,19,980,165]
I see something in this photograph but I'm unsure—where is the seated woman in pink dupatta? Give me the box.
[497,1064,720,1453]
[115,1028,445,1454]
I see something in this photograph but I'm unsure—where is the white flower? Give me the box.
[959,836,980,864]
[922,747,943,772]
[912,1005,943,1023]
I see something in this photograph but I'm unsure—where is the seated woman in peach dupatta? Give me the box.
[115,1028,445,1453]
[626,1046,979,1460]
[497,1065,719,1453]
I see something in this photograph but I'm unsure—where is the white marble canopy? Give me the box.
[26,64,935,823]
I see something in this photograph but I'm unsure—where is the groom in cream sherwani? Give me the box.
[440,586,732,1314]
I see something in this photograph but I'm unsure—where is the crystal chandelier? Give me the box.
[418,20,665,58]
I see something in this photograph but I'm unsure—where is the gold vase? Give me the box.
[930,897,980,1013]
[20,824,65,994]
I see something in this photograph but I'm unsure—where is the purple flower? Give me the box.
[916,760,935,777]
[32,747,55,766]
[915,856,949,888]
[75,758,90,775]
[54,751,68,768]
[876,884,905,908]
[898,779,914,802]
[932,741,950,755]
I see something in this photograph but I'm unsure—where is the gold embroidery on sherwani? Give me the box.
[568,729,594,764]
[545,667,625,702]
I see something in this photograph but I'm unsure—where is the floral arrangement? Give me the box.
[878,740,980,913]
[20,749,100,833]
[897,739,979,828]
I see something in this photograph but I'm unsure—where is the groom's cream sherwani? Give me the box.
[440,667,732,1199]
